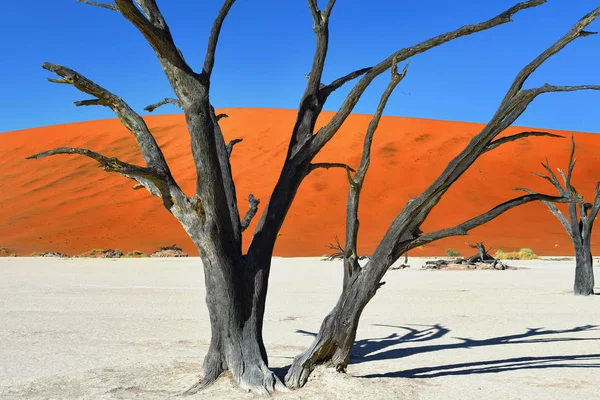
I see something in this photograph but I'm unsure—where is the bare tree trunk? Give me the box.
[573,236,595,296]
[285,277,374,386]
[286,6,600,388]
[186,236,284,394]
[30,0,597,395]
[519,138,598,296]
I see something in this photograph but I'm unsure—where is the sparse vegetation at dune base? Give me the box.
[0,247,18,257]
[445,248,461,257]
[495,248,538,260]
[0,245,189,259]
[76,249,125,258]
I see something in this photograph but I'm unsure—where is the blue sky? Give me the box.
[1,1,599,133]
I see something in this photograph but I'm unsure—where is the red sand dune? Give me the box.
[1,108,599,257]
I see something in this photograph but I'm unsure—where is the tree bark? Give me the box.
[286,6,600,388]
[32,0,598,396]
[285,270,377,388]
[185,238,285,395]
[520,138,598,296]
[573,232,595,296]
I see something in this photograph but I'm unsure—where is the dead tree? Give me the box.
[322,235,345,260]
[284,6,599,388]
[466,242,495,264]
[25,0,596,395]
[323,235,369,261]
[518,137,599,296]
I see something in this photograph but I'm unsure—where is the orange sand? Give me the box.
[0,108,598,257]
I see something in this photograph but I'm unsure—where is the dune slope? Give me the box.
[0,108,598,257]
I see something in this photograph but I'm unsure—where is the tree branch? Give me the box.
[77,0,118,11]
[132,0,166,26]
[588,182,600,224]
[415,193,572,246]
[240,194,260,232]
[363,4,599,278]
[531,84,600,98]
[307,0,320,24]
[216,113,228,121]
[26,147,168,199]
[539,158,566,195]
[321,0,337,21]
[320,67,372,99]
[500,6,600,108]
[310,0,547,156]
[343,61,408,284]
[74,98,105,107]
[42,62,174,179]
[307,163,355,175]
[565,135,577,190]
[226,138,243,157]
[144,98,183,112]
[203,0,237,78]
[515,187,572,233]
[484,131,564,152]
[46,78,68,85]
[114,0,191,72]
[353,62,408,186]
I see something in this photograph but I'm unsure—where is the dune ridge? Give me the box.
[1,108,598,257]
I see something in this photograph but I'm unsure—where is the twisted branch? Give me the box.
[240,194,260,232]
[144,98,183,112]
[27,147,168,199]
[77,0,118,11]
[485,131,564,152]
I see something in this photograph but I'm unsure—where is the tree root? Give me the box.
[236,363,289,396]
[183,359,289,397]
[285,333,343,389]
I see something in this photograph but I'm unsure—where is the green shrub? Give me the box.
[445,248,460,257]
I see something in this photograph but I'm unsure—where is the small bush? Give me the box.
[77,249,123,258]
[124,250,148,258]
[495,248,537,260]
[519,248,536,258]
[30,251,69,258]
[445,248,460,257]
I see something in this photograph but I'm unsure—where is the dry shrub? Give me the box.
[124,250,148,258]
[77,249,123,258]
[495,248,537,260]
[445,248,460,257]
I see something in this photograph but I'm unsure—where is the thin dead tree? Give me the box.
[284,6,600,388]
[518,137,599,296]
[465,242,495,264]
[24,0,594,395]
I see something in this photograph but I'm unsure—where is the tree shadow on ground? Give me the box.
[293,324,600,378]
[362,353,600,378]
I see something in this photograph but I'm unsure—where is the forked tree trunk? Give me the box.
[31,0,598,395]
[287,6,600,387]
[521,138,598,296]
[187,240,285,394]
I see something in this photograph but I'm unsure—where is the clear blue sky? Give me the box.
[1,1,599,133]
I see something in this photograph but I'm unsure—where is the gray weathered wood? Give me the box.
[144,98,182,112]
[29,0,593,395]
[284,5,599,389]
[519,137,598,296]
